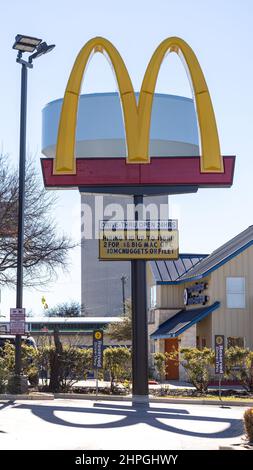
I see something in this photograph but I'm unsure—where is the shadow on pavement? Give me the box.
[12,401,243,439]
[0,401,13,433]
[0,401,14,411]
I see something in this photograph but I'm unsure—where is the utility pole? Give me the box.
[120,274,127,315]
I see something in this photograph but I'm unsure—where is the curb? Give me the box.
[219,444,253,450]
[54,393,253,406]
[150,398,253,407]
[0,393,54,400]
[55,393,131,401]
[1,393,252,406]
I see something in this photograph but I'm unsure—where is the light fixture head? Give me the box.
[13,34,42,52]
[28,42,55,62]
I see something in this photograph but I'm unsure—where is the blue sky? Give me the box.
[0,0,253,316]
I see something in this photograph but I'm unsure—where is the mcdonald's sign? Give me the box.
[41,37,235,194]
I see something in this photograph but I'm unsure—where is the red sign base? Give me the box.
[41,156,235,194]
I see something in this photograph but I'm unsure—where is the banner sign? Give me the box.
[186,282,208,294]
[99,220,179,260]
[10,308,26,335]
[184,293,209,306]
[93,330,103,369]
[215,335,225,375]
[183,283,209,306]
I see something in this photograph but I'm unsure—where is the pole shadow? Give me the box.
[13,401,243,439]
[0,401,14,411]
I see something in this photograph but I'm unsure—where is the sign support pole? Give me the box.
[215,335,225,408]
[131,195,149,403]
[218,374,222,403]
[95,367,98,398]
[93,329,103,399]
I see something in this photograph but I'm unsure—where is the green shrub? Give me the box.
[244,408,253,443]
[37,345,93,392]
[0,341,39,389]
[60,347,93,391]
[103,347,131,393]
[27,366,39,386]
[153,352,170,382]
[0,357,8,393]
[180,348,214,394]
[224,347,253,393]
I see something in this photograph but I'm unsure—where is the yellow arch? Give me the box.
[54,36,223,174]
[54,37,140,174]
[139,37,223,172]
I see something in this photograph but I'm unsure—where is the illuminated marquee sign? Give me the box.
[99,220,179,260]
[41,36,235,193]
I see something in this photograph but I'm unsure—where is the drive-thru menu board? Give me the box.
[99,220,179,260]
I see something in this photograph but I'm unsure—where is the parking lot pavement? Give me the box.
[0,398,246,450]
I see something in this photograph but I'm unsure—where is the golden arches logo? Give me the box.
[94,331,102,340]
[216,336,223,345]
[55,36,223,175]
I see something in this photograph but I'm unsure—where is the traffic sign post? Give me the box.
[8,307,27,394]
[215,335,225,405]
[93,330,103,397]
[10,308,26,335]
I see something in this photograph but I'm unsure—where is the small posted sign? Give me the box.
[215,335,225,375]
[10,308,26,335]
[93,330,103,369]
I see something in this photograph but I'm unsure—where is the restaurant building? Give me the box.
[147,225,253,380]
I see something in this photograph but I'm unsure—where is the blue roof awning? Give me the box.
[151,301,220,339]
[149,254,208,283]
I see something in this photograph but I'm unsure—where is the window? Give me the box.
[226,277,245,308]
[150,340,156,354]
[0,325,7,334]
[150,285,157,308]
[227,337,244,348]
[148,310,155,324]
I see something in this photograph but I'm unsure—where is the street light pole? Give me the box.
[15,59,30,380]
[12,35,55,392]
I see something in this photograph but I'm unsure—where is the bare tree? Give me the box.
[106,299,132,341]
[0,153,76,287]
[46,301,86,317]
